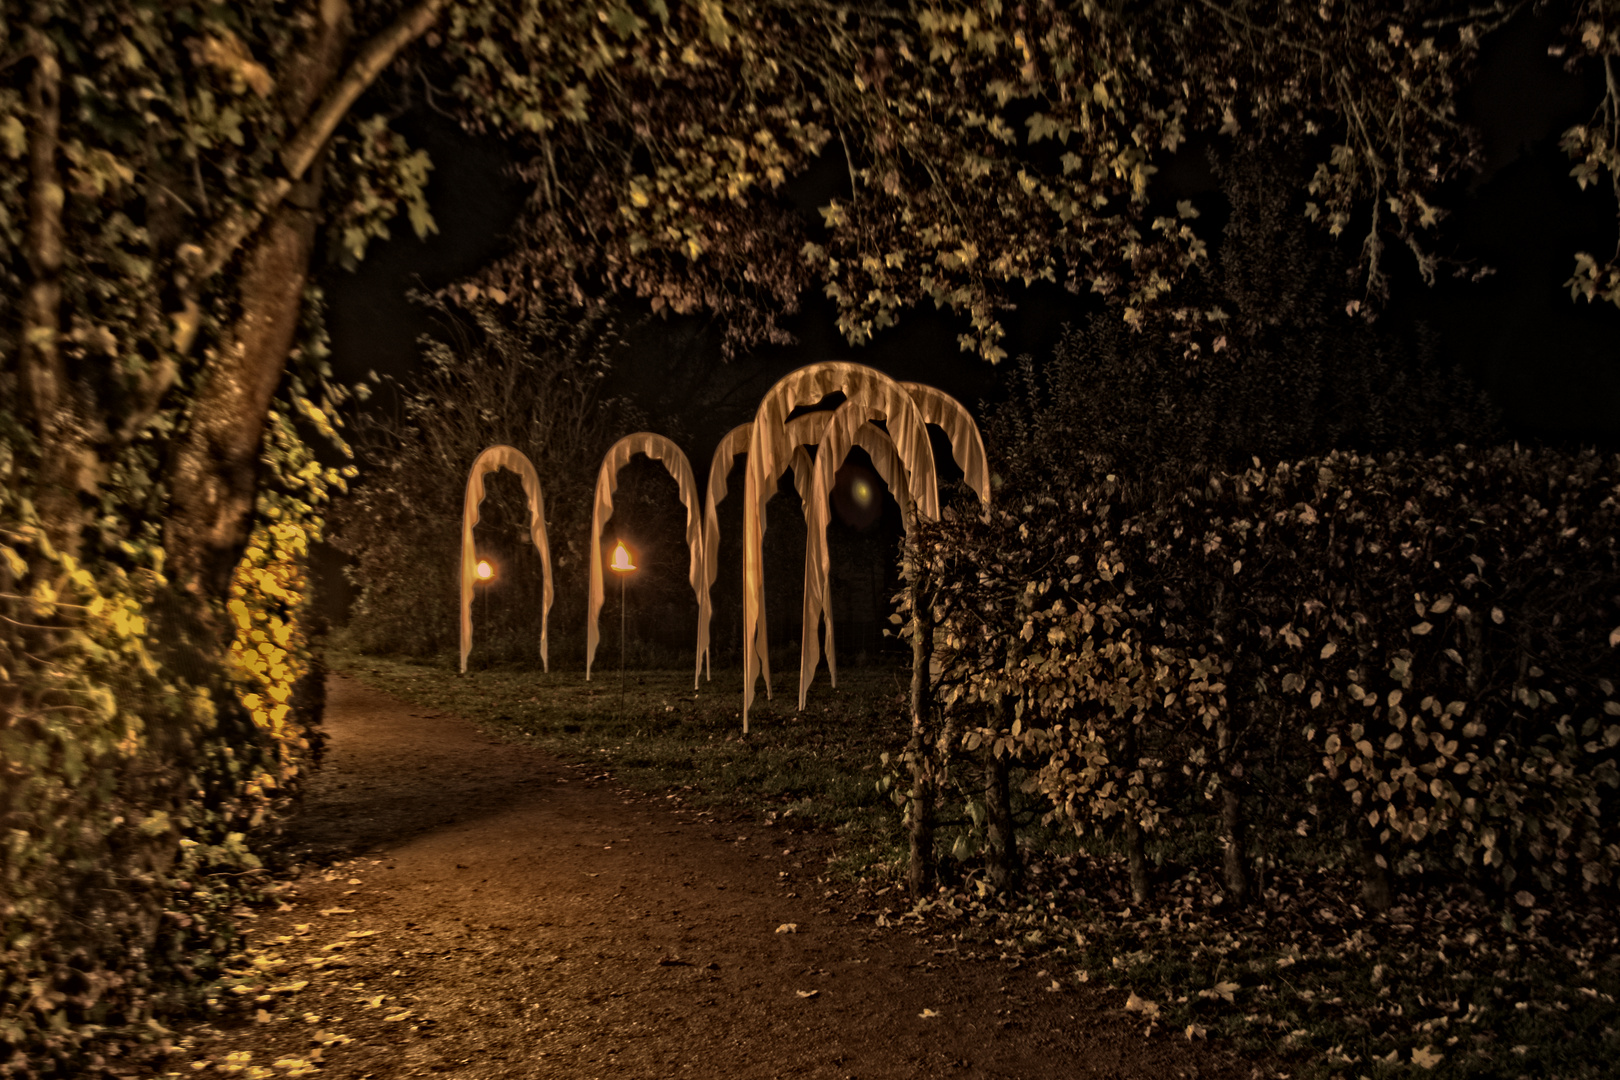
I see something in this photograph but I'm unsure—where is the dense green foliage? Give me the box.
[6,1,1620,1074]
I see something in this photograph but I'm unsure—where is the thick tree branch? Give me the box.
[182,0,451,295]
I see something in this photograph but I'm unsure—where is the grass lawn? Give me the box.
[328,650,1620,1080]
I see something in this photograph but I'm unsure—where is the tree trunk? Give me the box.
[984,697,1021,895]
[905,528,936,896]
[1216,714,1251,906]
[164,2,352,600]
[1123,722,1149,904]
[1358,825,1394,913]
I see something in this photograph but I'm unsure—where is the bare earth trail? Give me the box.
[162,675,1262,1080]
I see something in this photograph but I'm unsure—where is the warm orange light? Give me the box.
[475,559,494,581]
[608,540,636,573]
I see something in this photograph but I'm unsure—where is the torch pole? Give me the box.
[619,570,628,717]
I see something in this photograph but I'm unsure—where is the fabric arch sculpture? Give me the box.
[742,362,939,729]
[459,445,554,675]
[796,384,993,709]
[586,433,705,685]
[698,412,835,688]
[899,382,993,514]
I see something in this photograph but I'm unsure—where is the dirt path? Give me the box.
[152,675,1262,1079]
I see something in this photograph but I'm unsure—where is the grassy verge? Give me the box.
[329,651,1620,1080]
[326,650,917,875]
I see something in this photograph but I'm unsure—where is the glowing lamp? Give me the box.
[851,477,874,509]
[475,559,494,581]
[609,540,636,573]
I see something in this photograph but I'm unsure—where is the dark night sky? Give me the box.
[319,7,1620,455]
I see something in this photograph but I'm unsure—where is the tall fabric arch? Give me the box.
[698,412,835,688]
[586,433,704,685]
[459,445,554,675]
[742,362,939,729]
[797,386,993,709]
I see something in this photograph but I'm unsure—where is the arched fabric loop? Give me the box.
[586,433,704,685]
[900,382,992,516]
[743,362,939,730]
[797,386,991,710]
[797,403,883,711]
[700,412,834,693]
[698,423,755,683]
[459,445,554,675]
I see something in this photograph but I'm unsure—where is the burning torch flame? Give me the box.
[609,540,636,572]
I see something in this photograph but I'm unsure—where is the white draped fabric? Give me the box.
[899,382,993,514]
[742,363,939,730]
[698,423,754,683]
[459,445,554,675]
[796,403,882,710]
[586,433,704,684]
[796,385,992,710]
[699,413,833,691]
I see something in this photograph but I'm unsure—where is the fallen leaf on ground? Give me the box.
[1412,1046,1443,1069]
[318,908,354,917]
[1186,1024,1207,1040]
[775,923,798,933]
[919,1008,939,1018]
[383,1010,414,1022]
[1124,991,1159,1017]
[796,989,819,998]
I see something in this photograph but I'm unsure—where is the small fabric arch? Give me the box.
[586,433,705,684]
[459,445,554,675]
[900,382,992,514]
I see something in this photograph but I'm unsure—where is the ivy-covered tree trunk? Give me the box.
[164,2,350,602]
[1216,712,1251,906]
[1210,584,1251,905]
[17,21,94,560]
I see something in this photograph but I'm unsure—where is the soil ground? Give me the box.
[140,674,1267,1079]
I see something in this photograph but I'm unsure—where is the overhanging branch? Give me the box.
[184,0,451,293]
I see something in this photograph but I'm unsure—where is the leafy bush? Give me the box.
[0,313,343,1075]
[921,446,1620,912]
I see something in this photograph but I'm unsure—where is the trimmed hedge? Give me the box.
[922,446,1620,908]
